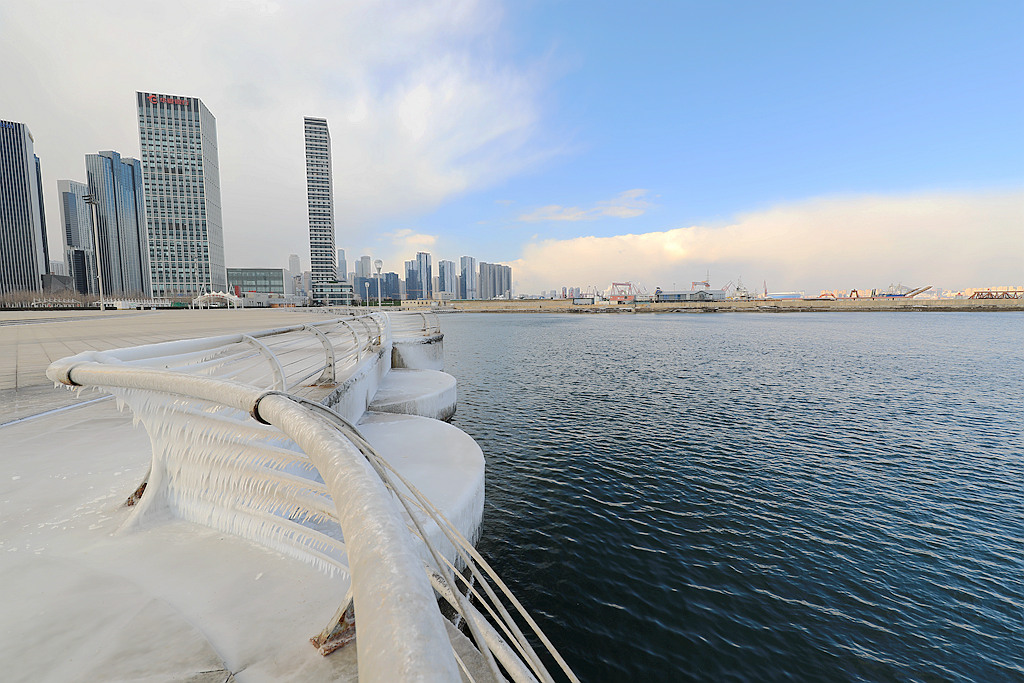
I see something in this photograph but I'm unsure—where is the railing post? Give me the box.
[242,335,288,390]
[303,324,336,384]
[339,320,361,361]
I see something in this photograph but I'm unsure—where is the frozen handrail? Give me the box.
[73,312,390,398]
[45,310,578,682]
[45,314,460,681]
[388,310,441,338]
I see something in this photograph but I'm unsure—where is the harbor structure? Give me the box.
[654,288,726,302]
[136,91,226,297]
[85,151,152,297]
[57,179,97,295]
[0,119,49,294]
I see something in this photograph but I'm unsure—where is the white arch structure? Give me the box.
[191,291,242,308]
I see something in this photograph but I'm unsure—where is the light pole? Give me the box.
[374,259,383,310]
[82,193,105,311]
[364,281,369,307]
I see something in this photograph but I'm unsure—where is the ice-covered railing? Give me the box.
[99,312,389,396]
[46,312,578,682]
[388,310,442,338]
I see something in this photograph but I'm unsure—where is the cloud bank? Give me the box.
[512,190,1024,294]
[0,0,546,269]
[518,189,653,222]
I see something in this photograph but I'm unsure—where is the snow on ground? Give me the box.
[0,398,358,682]
[369,369,458,422]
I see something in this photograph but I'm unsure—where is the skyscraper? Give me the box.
[86,151,151,296]
[336,249,346,282]
[416,252,432,300]
[460,256,478,299]
[0,119,49,294]
[437,259,457,296]
[304,117,336,298]
[57,179,97,295]
[288,254,300,295]
[357,255,371,280]
[404,259,419,299]
[479,262,512,299]
[136,91,226,297]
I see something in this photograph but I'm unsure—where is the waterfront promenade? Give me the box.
[0,308,567,682]
[0,309,339,424]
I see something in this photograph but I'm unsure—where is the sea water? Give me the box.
[442,312,1024,682]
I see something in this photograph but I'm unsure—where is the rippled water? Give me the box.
[441,312,1024,682]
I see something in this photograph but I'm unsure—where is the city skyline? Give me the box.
[1,2,1020,295]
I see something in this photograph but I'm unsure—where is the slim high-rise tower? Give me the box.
[85,151,151,296]
[304,117,336,299]
[57,179,97,295]
[0,120,49,294]
[460,256,478,299]
[136,91,226,297]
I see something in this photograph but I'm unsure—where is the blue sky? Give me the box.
[2,0,1021,293]
[406,2,1023,267]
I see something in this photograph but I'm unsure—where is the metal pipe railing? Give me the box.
[45,360,461,682]
[45,310,578,682]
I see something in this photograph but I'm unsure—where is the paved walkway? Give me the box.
[0,308,330,396]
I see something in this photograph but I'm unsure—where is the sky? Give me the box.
[1,0,1021,294]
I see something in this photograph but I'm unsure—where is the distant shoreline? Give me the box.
[432,298,1024,314]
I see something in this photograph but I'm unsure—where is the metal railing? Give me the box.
[101,312,388,396]
[46,310,577,682]
[388,310,441,338]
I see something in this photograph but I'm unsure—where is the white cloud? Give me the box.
[379,228,439,267]
[518,189,653,222]
[511,189,1024,293]
[0,0,547,269]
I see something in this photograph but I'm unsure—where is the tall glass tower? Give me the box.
[57,179,97,295]
[136,91,226,297]
[0,119,49,294]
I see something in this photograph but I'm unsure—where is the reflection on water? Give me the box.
[442,312,1024,682]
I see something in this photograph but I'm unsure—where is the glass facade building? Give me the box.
[136,91,226,297]
[404,252,432,300]
[304,117,337,298]
[85,151,151,296]
[437,259,457,296]
[227,268,287,295]
[57,179,98,295]
[460,256,478,299]
[0,119,49,294]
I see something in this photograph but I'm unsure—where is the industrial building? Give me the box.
[654,289,726,302]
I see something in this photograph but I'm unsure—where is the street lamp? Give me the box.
[82,193,105,311]
[364,281,369,307]
[374,258,383,310]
